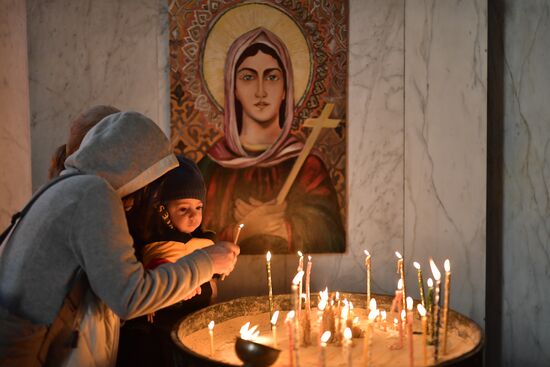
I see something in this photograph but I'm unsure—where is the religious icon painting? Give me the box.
[169,0,348,254]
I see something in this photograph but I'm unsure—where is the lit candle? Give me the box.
[292,271,304,352]
[413,261,426,308]
[364,250,371,304]
[395,251,407,309]
[297,252,304,320]
[363,310,376,366]
[285,311,296,367]
[319,331,331,367]
[271,310,279,348]
[266,251,274,321]
[406,297,414,367]
[368,298,377,328]
[429,258,442,364]
[221,223,244,280]
[234,223,244,244]
[317,299,327,346]
[442,259,451,355]
[426,277,434,342]
[381,310,387,331]
[208,320,215,356]
[305,256,312,315]
[417,304,428,366]
[343,327,353,367]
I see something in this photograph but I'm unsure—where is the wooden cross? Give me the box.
[276,103,340,204]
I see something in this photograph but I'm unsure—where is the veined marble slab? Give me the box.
[27,0,170,190]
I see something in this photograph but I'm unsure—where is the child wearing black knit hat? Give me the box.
[118,155,218,367]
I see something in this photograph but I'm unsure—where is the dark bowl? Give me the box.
[234,337,281,367]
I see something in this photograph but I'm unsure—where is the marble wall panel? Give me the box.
[404,0,487,326]
[216,0,405,303]
[0,0,32,229]
[501,1,550,365]
[27,0,170,190]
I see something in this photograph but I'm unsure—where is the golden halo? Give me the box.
[202,2,311,110]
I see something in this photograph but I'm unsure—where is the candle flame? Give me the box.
[413,261,421,270]
[266,251,271,261]
[417,304,426,317]
[297,251,303,258]
[335,291,340,300]
[406,297,413,310]
[292,271,304,285]
[369,298,377,311]
[353,316,360,325]
[427,278,434,287]
[271,310,279,325]
[397,278,403,290]
[238,223,244,229]
[208,320,215,330]
[308,255,312,261]
[395,251,402,259]
[321,331,331,343]
[240,322,260,340]
[364,249,370,256]
[285,310,295,322]
[393,318,398,325]
[444,259,451,272]
[341,305,349,318]
[368,310,378,321]
[240,322,250,335]
[318,300,327,311]
[401,309,406,320]
[429,258,441,281]
[344,327,352,340]
[381,310,387,321]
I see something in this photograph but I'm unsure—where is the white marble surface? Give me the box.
[502,1,550,365]
[404,0,487,326]
[27,0,170,190]
[0,0,32,230]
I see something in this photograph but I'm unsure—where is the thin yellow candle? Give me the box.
[208,320,215,356]
[417,304,428,366]
[426,277,434,341]
[266,251,274,321]
[319,331,331,367]
[395,251,407,309]
[343,327,353,367]
[364,250,371,304]
[413,261,426,307]
[221,223,244,280]
[429,258,442,364]
[271,310,279,348]
[406,297,414,367]
[442,259,451,355]
[305,256,312,315]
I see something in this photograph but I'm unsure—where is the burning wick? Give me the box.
[208,320,215,356]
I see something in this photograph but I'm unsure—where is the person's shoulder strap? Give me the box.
[0,172,85,245]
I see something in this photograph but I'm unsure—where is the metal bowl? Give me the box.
[234,337,281,367]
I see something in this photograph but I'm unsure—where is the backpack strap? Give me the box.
[0,172,84,245]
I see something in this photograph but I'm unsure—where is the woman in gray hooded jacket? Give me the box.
[0,111,239,366]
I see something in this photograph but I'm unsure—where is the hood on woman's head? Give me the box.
[64,111,178,197]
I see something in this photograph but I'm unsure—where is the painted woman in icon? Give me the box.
[199,27,345,254]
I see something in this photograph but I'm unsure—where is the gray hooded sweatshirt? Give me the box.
[0,111,214,326]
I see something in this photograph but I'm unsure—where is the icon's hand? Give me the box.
[234,198,288,241]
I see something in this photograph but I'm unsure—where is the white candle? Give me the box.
[344,327,353,367]
[208,320,215,356]
[406,297,414,367]
[234,223,244,244]
[271,310,279,348]
[319,331,331,367]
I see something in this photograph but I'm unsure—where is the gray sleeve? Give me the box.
[70,180,214,319]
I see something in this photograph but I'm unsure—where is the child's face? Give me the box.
[166,198,203,234]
